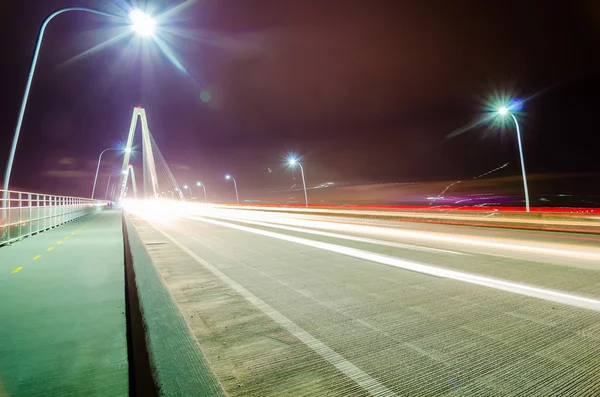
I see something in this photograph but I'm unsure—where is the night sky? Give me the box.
[1,0,599,198]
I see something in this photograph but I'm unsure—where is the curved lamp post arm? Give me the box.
[3,7,122,202]
[510,114,530,212]
[231,177,239,204]
[297,163,308,207]
[92,148,118,198]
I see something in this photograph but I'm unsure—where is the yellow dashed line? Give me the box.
[57,241,62,245]
[12,267,23,274]
[71,232,75,235]
[33,255,41,260]
[64,237,69,240]
[47,247,54,251]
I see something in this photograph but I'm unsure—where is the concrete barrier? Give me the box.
[122,213,226,397]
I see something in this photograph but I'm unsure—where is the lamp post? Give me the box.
[287,157,308,207]
[196,181,207,202]
[2,7,154,205]
[92,147,130,199]
[106,169,128,200]
[497,105,530,212]
[225,174,239,204]
[183,184,192,199]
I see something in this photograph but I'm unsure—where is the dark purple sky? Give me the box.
[1,0,599,197]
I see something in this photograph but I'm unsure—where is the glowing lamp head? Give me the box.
[130,9,156,37]
[225,174,231,180]
[196,182,201,187]
[124,147,132,153]
[122,170,128,175]
[183,185,189,189]
[288,158,298,166]
[498,106,509,116]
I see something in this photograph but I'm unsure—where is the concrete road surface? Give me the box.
[128,207,600,396]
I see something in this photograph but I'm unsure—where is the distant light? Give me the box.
[183,185,189,189]
[125,147,132,153]
[200,90,212,103]
[196,181,202,187]
[498,106,509,116]
[122,170,128,175]
[225,174,231,180]
[288,157,298,166]
[130,9,156,37]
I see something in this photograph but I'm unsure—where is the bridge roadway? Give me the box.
[2,205,600,396]
[128,208,600,396]
[0,210,128,396]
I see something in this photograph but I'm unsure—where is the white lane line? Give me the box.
[188,215,468,256]
[152,224,396,397]
[190,216,600,313]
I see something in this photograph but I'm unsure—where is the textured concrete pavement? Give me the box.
[0,211,128,397]
[129,212,600,396]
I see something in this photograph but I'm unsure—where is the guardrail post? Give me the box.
[28,192,32,236]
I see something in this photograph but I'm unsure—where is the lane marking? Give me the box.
[47,247,54,251]
[190,216,600,313]
[64,237,69,240]
[153,224,396,397]
[57,241,62,245]
[33,255,41,260]
[192,215,467,256]
[11,267,23,274]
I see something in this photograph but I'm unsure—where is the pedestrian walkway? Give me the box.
[0,210,128,396]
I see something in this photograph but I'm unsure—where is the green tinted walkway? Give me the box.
[0,210,128,397]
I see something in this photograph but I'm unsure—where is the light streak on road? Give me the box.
[186,214,468,256]
[187,215,600,312]
[193,207,600,262]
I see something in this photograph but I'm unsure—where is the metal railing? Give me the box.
[1,189,107,246]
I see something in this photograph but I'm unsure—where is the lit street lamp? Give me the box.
[287,156,308,207]
[183,184,192,199]
[496,103,530,212]
[2,7,154,205]
[196,181,207,202]
[104,171,116,200]
[92,147,131,199]
[225,174,239,204]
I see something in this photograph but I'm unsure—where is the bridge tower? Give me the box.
[118,107,160,199]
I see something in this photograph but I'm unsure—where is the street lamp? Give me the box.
[183,184,193,199]
[91,147,131,199]
[495,102,530,212]
[225,174,239,204]
[287,156,308,207]
[129,9,156,37]
[196,181,207,202]
[106,169,128,201]
[2,7,154,204]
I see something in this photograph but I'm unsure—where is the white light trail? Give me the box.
[203,208,600,262]
[187,214,467,256]
[186,216,600,312]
